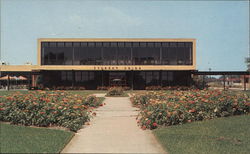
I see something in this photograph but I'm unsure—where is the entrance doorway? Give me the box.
[109,72,127,87]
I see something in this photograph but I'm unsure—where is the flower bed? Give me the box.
[0,91,103,132]
[106,87,125,96]
[130,90,250,129]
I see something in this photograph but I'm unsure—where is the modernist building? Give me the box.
[0,38,196,89]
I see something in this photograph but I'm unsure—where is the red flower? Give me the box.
[152,122,157,127]
[142,125,146,130]
[0,108,5,111]
[188,109,196,113]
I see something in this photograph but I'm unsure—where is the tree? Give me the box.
[246,57,250,71]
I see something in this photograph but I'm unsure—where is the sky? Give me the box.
[0,0,249,71]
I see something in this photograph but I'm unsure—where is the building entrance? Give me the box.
[109,72,127,87]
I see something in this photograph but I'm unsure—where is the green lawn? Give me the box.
[0,90,29,96]
[0,123,74,153]
[154,115,250,154]
[68,90,107,96]
[0,90,107,96]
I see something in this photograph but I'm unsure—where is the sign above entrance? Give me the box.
[93,66,142,70]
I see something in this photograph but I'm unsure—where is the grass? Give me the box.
[0,90,107,96]
[154,115,250,154]
[67,90,107,96]
[0,123,74,153]
[0,90,29,96]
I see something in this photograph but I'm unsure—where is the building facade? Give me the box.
[0,38,196,89]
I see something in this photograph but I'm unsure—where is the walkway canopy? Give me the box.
[191,71,250,90]
[0,75,16,80]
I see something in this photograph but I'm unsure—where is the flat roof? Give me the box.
[38,38,196,42]
[0,65,196,72]
[192,71,250,75]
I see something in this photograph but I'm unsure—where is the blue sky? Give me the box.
[0,0,249,71]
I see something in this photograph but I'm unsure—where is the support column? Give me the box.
[243,75,246,91]
[102,70,104,87]
[160,70,162,87]
[223,75,226,90]
[29,72,32,89]
[32,75,37,87]
[7,75,10,91]
[202,75,205,89]
[131,70,134,90]
[72,70,75,87]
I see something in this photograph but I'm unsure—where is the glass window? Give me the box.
[43,47,73,65]
[57,42,64,47]
[170,42,177,47]
[155,42,161,47]
[42,42,49,47]
[147,42,154,47]
[89,72,94,80]
[133,47,160,65]
[132,42,139,47]
[162,42,169,47]
[74,47,102,65]
[117,47,132,65]
[82,72,88,81]
[61,71,67,81]
[61,71,72,81]
[81,42,87,47]
[75,72,81,82]
[176,47,186,65]
[133,71,146,90]
[49,42,57,47]
[73,42,80,47]
[110,42,117,47]
[118,42,124,47]
[178,42,185,47]
[162,47,177,65]
[103,47,117,65]
[103,42,110,47]
[96,42,102,47]
[140,42,147,47]
[161,71,174,86]
[125,42,132,47]
[65,42,72,47]
[41,41,193,66]
[88,42,95,47]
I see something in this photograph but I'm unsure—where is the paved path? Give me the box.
[62,96,166,153]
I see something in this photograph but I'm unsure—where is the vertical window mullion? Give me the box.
[72,46,74,65]
[131,46,133,65]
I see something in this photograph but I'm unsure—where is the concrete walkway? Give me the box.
[62,96,166,153]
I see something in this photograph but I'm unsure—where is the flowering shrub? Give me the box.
[106,87,124,96]
[0,91,103,132]
[130,90,250,129]
[145,86,162,90]
[97,86,131,91]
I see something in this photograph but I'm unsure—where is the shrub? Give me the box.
[145,86,162,90]
[97,86,109,90]
[131,90,250,129]
[106,87,124,96]
[0,91,103,132]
